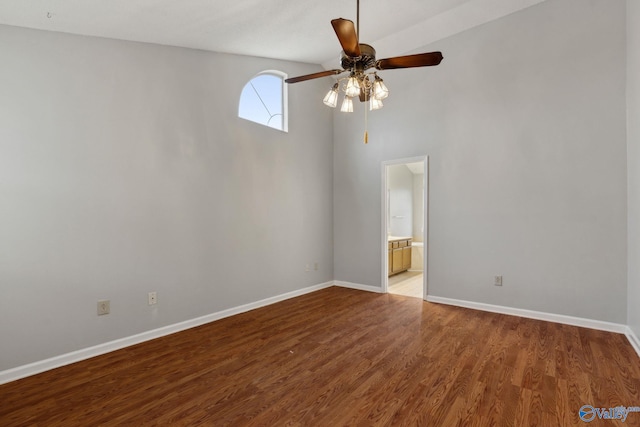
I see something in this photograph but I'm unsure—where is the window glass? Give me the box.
[238,71,287,132]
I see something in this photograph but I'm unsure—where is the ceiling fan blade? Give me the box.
[285,69,345,84]
[331,18,361,58]
[376,52,443,70]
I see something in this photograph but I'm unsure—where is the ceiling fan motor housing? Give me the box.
[341,43,377,71]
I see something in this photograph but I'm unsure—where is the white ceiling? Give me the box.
[0,0,545,67]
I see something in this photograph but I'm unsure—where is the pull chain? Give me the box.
[364,93,369,144]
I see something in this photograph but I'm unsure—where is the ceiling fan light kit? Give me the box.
[345,73,362,98]
[322,70,387,112]
[323,83,340,108]
[285,0,443,139]
[341,96,355,113]
[372,75,389,100]
[370,97,383,111]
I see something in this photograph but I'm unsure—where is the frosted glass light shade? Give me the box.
[345,76,361,98]
[370,97,383,111]
[340,96,354,113]
[323,84,339,108]
[373,77,389,100]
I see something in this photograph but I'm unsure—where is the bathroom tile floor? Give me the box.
[388,271,423,299]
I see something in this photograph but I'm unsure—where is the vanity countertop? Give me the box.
[387,236,412,242]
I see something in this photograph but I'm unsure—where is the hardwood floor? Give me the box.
[1,287,639,426]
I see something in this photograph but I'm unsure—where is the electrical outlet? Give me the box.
[148,292,157,305]
[305,264,310,272]
[314,262,319,271]
[97,300,110,315]
[494,275,503,286]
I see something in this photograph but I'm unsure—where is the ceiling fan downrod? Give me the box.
[356,0,360,38]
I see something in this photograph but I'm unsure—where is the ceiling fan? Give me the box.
[285,0,443,113]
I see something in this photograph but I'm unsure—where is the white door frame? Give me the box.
[381,156,429,300]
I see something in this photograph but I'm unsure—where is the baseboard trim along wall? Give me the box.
[0,281,334,385]
[334,280,385,293]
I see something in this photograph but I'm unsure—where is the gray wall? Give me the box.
[334,0,628,323]
[628,0,640,337]
[0,25,334,370]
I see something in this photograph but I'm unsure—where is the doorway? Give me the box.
[382,156,428,299]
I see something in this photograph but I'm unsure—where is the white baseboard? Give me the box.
[334,280,384,293]
[0,281,334,385]
[626,327,640,358]
[426,295,628,334]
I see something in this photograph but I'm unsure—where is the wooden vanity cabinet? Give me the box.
[388,237,412,276]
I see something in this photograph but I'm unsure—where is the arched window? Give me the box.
[238,70,288,132]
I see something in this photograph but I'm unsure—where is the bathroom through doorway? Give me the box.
[382,156,428,299]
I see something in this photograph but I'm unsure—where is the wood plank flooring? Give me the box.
[1,286,640,426]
